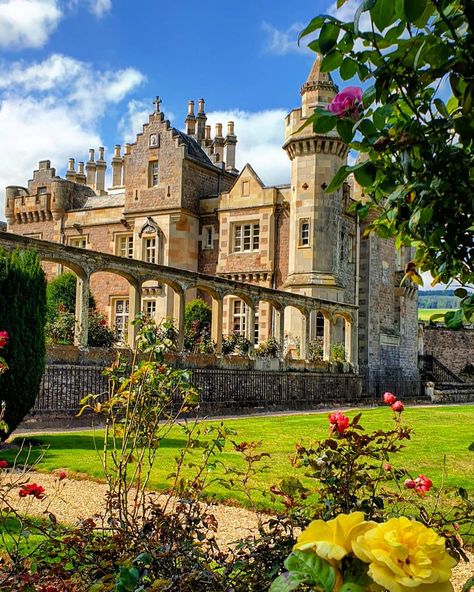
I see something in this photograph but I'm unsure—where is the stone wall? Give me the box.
[422,325,474,377]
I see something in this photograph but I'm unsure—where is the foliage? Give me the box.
[255,336,281,358]
[184,298,212,333]
[46,272,95,321]
[330,343,346,363]
[222,332,252,355]
[300,0,474,325]
[308,338,324,362]
[0,248,46,439]
[45,309,116,347]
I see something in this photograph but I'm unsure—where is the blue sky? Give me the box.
[0,0,345,222]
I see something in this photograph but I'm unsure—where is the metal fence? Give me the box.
[34,364,365,415]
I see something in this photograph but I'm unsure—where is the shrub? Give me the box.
[222,332,252,355]
[308,337,323,362]
[255,336,280,358]
[0,249,46,439]
[45,310,116,348]
[46,272,95,321]
[184,298,211,333]
[330,342,345,363]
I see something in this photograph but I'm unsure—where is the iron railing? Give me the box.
[418,354,463,384]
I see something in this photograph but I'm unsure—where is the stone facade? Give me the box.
[3,59,419,395]
[421,325,474,377]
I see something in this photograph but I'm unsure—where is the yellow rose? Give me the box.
[294,512,372,561]
[352,516,457,592]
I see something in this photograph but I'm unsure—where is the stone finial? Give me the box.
[78,162,85,174]
[153,96,162,113]
[196,98,207,144]
[111,145,124,188]
[213,123,225,163]
[96,146,107,193]
[98,146,105,161]
[198,98,205,114]
[185,100,196,135]
[88,148,95,162]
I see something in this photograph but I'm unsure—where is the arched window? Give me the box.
[139,217,164,264]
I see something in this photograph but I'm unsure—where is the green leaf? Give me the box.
[454,288,468,299]
[358,119,378,139]
[269,573,301,592]
[362,85,376,107]
[403,0,426,22]
[337,118,355,143]
[340,584,367,592]
[446,96,459,114]
[319,22,340,54]
[462,576,474,592]
[299,16,325,42]
[371,0,396,30]
[445,309,464,330]
[354,162,377,186]
[340,57,358,80]
[321,49,343,72]
[314,112,338,134]
[434,98,448,118]
[284,550,337,592]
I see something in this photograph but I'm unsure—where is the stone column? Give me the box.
[351,312,359,369]
[127,281,142,348]
[246,302,256,355]
[323,315,332,361]
[177,291,186,352]
[344,318,352,364]
[74,273,89,349]
[211,296,223,355]
[300,311,311,360]
[275,306,285,349]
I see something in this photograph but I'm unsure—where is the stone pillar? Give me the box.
[247,302,256,355]
[323,315,332,361]
[74,273,89,349]
[351,312,359,369]
[275,306,285,349]
[111,145,123,188]
[96,147,107,194]
[301,311,311,360]
[196,99,207,144]
[211,296,223,355]
[344,318,352,364]
[127,281,142,348]
[177,291,186,352]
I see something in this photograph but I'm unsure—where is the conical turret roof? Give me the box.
[300,55,338,96]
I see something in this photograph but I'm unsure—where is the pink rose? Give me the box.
[383,392,396,405]
[328,87,363,120]
[404,478,416,489]
[0,331,9,349]
[405,475,433,495]
[384,463,392,471]
[328,411,350,435]
[391,400,405,413]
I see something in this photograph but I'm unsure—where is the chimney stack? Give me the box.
[185,100,196,135]
[76,162,86,184]
[213,122,224,163]
[96,146,107,194]
[66,158,76,182]
[196,98,207,144]
[86,148,96,188]
[111,145,123,187]
[224,121,237,170]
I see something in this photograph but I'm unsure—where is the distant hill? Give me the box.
[418,289,471,309]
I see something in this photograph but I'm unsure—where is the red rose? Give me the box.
[384,463,392,471]
[383,392,396,405]
[328,411,350,435]
[391,400,404,412]
[0,460,9,469]
[414,474,432,494]
[0,331,9,349]
[58,471,67,480]
[19,483,45,499]
[404,479,416,489]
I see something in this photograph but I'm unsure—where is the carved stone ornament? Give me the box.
[139,216,160,237]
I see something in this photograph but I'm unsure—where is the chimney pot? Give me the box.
[88,148,95,162]
[98,146,105,161]
[198,98,205,114]
[67,158,75,172]
[227,121,235,136]
[114,145,121,158]
[188,100,195,116]
[215,123,223,137]
[205,125,211,140]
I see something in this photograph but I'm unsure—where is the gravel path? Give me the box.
[4,471,473,590]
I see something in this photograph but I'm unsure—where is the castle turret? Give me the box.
[50,179,70,220]
[283,57,348,302]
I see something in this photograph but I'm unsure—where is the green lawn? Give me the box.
[418,308,454,321]
[4,406,474,510]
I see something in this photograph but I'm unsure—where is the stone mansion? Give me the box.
[3,59,419,395]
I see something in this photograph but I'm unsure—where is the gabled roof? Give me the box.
[237,163,266,188]
[174,130,214,167]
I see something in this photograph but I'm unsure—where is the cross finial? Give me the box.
[153,96,162,113]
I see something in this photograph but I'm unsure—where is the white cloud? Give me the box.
[118,99,152,144]
[0,54,145,220]
[0,0,62,49]
[87,0,111,18]
[262,21,309,56]
[205,109,291,186]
